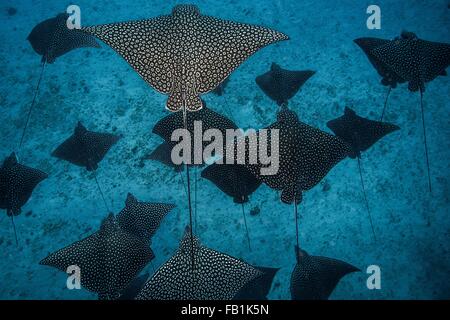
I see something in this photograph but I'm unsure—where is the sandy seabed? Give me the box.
[0,0,449,300]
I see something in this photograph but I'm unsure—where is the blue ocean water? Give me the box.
[0,0,449,300]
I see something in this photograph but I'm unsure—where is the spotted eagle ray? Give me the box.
[233,266,279,300]
[52,122,120,212]
[240,106,351,258]
[242,106,351,205]
[117,193,175,244]
[354,32,448,121]
[80,4,289,112]
[40,213,154,300]
[327,106,400,238]
[256,63,315,106]
[136,227,261,300]
[0,152,47,245]
[21,13,99,148]
[356,31,450,192]
[201,163,261,250]
[290,246,360,300]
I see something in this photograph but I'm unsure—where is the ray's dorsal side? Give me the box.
[290,246,360,300]
[256,63,316,106]
[136,227,261,300]
[81,4,289,112]
[40,214,154,300]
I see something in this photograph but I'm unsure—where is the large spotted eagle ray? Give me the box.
[21,13,99,148]
[355,31,450,192]
[136,227,261,300]
[239,106,351,258]
[80,4,289,112]
[40,213,154,300]
[327,107,400,238]
[290,246,359,300]
[0,153,47,245]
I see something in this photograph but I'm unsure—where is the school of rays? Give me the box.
[1,4,449,300]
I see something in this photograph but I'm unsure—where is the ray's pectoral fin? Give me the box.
[166,92,203,112]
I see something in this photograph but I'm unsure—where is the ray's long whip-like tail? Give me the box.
[11,214,19,246]
[182,104,195,274]
[380,86,392,122]
[178,170,188,200]
[358,157,376,240]
[12,61,46,247]
[420,90,432,193]
[241,203,252,251]
[19,61,46,150]
[217,93,254,252]
[93,170,110,213]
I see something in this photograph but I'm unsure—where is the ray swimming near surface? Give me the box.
[79,3,289,276]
